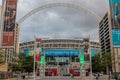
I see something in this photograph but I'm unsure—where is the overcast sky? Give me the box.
[1,0,110,42]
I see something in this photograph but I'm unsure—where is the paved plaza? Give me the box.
[3,76,116,80]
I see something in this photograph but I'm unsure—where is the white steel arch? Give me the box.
[17,3,101,25]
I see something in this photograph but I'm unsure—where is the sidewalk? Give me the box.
[2,76,117,80]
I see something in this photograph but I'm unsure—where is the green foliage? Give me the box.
[9,53,35,72]
[18,53,34,72]
[92,52,112,73]
[11,63,19,72]
[92,54,104,73]
[102,52,112,71]
[21,56,34,72]
[0,49,5,65]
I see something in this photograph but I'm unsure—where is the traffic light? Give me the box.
[40,56,45,64]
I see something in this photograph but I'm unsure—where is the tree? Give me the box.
[102,52,112,80]
[11,64,18,72]
[18,53,35,73]
[92,54,105,73]
[0,49,5,65]
[18,53,26,71]
[92,52,113,80]
[21,56,34,72]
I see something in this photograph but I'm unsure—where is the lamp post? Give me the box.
[33,37,36,80]
[89,42,92,80]
[87,35,92,80]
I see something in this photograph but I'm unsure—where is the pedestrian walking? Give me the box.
[21,71,25,79]
[7,71,10,79]
[71,73,74,78]
[96,73,100,80]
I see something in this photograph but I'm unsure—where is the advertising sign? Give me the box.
[83,38,90,61]
[36,54,41,61]
[36,38,42,43]
[2,0,18,47]
[2,32,14,46]
[36,48,41,61]
[79,55,85,64]
[42,49,79,57]
[25,50,34,56]
[109,0,120,29]
[109,0,120,46]
[40,56,45,64]
[36,38,42,48]
[109,0,120,4]
[112,30,120,46]
[0,63,8,72]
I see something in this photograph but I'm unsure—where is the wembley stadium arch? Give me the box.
[16,2,102,78]
[17,2,101,25]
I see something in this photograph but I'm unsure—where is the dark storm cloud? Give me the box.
[16,0,109,42]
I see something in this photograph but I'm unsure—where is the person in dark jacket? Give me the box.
[96,73,100,80]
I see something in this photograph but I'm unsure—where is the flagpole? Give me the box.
[89,35,92,80]
[33,36,36,80]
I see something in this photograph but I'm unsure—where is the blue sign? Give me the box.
[41,49,100,57]
[42,49,79,57]
[109,0,120,3]
[112,30,120,46]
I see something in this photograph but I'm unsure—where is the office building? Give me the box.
[0,24,20,64]
[99,12,120,73]
[99,12,112,54]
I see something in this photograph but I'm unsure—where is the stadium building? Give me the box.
[20,39,100,76]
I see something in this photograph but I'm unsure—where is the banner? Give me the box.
[36,38,42,43]
[112,30,120,46]
[83,38,90,61]
[109,0,120,46]
[109,0,120,29]
[25,50,34,57]
[2,0,18,47]
[42,49,79,57]
[0,63,8,72]
[2,32,14,46]
[36,54,41,61]
[109,0,120,3]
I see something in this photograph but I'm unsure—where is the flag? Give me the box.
[30,50,34,56]
[36,54,41,61]
[25,50,34,57]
